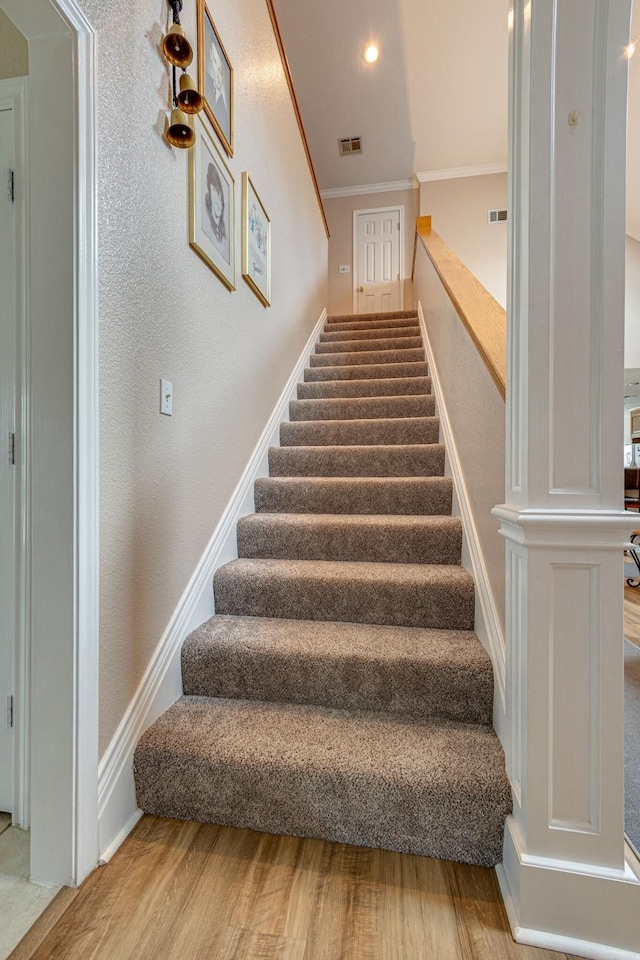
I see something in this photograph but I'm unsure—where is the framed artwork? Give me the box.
[242,173,271,307]
[189,114,235,290]
[197,0,233,156]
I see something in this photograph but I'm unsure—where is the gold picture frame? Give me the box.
[189,114,235,290]
[242,173,271,307]
[197,0,233,157]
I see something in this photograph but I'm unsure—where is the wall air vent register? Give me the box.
[488,208,508,223]
[338,136,363,156]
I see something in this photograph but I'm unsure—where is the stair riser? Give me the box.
[279,418,439,447]
[182,648,492,726]
[304,362,428,382]
[254,477,453,515]
[327,310,417,324]
[134,697,511,866]
[325,317,419,333]
[297,377,432,399]
[214,568,474,630]
[315,337,423,354]
[310,349,425,368]
[289,396,435,421]
[237,517,462,565]
[319,326,421,343]
[268,444,445,477]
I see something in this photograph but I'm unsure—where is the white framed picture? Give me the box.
[189,114,235,290]
[242,172,271,307]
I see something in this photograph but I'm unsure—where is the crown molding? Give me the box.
[416,162,507,183]
[320,178,419,200]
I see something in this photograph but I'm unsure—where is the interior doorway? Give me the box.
[352,205,404,313]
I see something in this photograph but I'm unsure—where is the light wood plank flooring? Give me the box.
[11,816,572,960]
[624,583,640,649]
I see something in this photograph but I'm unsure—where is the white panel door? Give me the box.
[355,208,402,314]
[0,106,16,815]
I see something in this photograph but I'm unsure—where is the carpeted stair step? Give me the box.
[327,310,417,324]
[181,616,493,725]
[133,696,510,866]
[304,361,428,382]
[254,476,453,516]
[315,336,424,354]
[236,513,462,564]
[268,443,445,477]
[297,376,431,400]
[309,347,425,368]
[319,325,421,343]
[289,395,435,421]
[280,417,439,447]
[213,558,474,629]
[325,317,420,333]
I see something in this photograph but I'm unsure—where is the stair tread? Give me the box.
[254,476,453,515]
[182,615,493,724]
[217,556,472,583]
[237,512,461,564]
[309,348,425,367]
[134,695,510,865]
[289,395,435,421]
[327,310,417,323]
[304,362,428,382]
[319,326,421,342]
[297,376,432,398]
[280,417,439,447]
[315,336,423,353]
[269,444,445,477]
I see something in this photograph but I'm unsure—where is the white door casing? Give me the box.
[353,206,403,313]
[0,0,99,888]
[0,105,16,816]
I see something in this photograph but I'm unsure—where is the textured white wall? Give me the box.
[72,0,327,755]
[420,173,508,307]
[626,235,640,368]
[0,8,28,78]
[323,187,419,315]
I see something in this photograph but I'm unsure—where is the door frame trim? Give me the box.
[352,204,405,313]
[0,75,29,829]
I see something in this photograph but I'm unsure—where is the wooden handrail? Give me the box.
[265,0,330,239]
[414,216,506,400]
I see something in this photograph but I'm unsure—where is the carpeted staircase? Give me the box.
[134,309,511,867]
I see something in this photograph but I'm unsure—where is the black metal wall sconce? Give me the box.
[162,0,203,148]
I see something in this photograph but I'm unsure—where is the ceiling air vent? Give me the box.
[488,208,508,224]
[338,136,363,157]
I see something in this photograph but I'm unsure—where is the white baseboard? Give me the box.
[97,308,328,861]
[497,821,640,959]
[416,301,506,742]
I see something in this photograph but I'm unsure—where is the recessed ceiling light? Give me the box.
[363,44,379,64]
[626,37,639,59]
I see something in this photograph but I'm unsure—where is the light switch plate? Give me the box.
[160,379,173,416]
[338,265,351,274]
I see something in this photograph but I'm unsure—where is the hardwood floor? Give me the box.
[625,583,640,649]
[11,816,572,960]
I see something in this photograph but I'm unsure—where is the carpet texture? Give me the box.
[625,639,640,856]
[134,308,511,867]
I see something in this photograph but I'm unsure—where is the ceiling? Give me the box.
[273,0,638,233]
[272,0,509,191]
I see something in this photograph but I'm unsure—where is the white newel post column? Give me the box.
[494,1,640,957]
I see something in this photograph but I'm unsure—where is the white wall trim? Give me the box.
[352,205,405,315]
[97,308,328,861]
[0,76,30,832]
[416,300,506,736]
[321,179,418,200]
[416,163,507,183]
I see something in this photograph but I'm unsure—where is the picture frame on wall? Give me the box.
[189,114,235,290]
[242,173,271,307]
[197,0,233,156]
